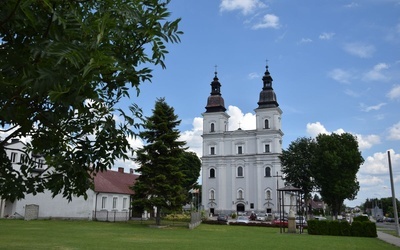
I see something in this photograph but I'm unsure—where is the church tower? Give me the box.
[201,64,283,217]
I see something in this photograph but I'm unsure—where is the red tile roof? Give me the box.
[93,170,138,195]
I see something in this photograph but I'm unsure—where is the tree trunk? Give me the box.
[155,207,161,226]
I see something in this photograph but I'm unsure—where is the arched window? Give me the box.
[210,190,215,200]
[264,119,270,129]
[210,123,215,132]
[237,166,243,177]
[265,190,271,200]
[209,168,215,178]
[237,189,244,200]
[265,167,271,177]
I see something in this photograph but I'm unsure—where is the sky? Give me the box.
[2,0,400,208]
[122,0,400,208]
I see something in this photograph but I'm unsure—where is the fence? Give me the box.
[93,210,130,222]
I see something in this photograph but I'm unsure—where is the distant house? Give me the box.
[307,199,326,215]
[0,139,138,221]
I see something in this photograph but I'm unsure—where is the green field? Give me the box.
[0,219,397,250]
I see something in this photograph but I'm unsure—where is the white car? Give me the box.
[236,216,249,223]
[295,216,307,225]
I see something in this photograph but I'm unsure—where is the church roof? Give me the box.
[257,65,279,108]
[205,71,226,112]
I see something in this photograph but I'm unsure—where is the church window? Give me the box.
[250,203,254,209]
[264,144,270,153]
[266,190,271,200]
[237,189,244,200]
[264,119,270,129]
[237,146,243,154]
[210,146,215,155]
[265,167,271,177]
[209,168,216,178]
[237,166,244,177]
[210,123,215,132]
[210,190,215,200]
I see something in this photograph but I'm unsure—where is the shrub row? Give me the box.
[307,220,377,238]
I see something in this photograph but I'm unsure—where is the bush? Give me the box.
[329,221,340,236]
[353,216,369,222]
[307,220,376,238]
[231,213,237,219]
[339,221,351,236]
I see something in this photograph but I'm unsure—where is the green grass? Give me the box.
[0,219,397,250]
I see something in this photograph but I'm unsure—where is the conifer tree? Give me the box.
[132,98,187,225]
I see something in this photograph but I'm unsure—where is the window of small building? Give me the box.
[123,198,128,210]
[10,152,17,163]
[101,197,107,209]
[112,197,118,210]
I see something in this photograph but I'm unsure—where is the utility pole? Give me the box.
[388,150,399,236]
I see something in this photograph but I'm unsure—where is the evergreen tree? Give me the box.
[179,151,201,205]
[132,98,187,225]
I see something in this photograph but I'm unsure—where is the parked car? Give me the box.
[256,213,266,221]
[314,216,327,220]
[217,214,228,222]
[236,216,249,223]
[272,218,288,226]
[295,216,307,225]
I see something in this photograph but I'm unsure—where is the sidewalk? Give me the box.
[377,231,400,247]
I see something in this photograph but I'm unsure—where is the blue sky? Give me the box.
[124,0,400,208]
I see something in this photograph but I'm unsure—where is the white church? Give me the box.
[201,64,284,216]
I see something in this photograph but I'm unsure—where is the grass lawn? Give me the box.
[0,219,397,250]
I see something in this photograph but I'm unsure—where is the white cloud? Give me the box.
[306,122,379,150]
[344,43,375,58]
[355,134,381,150]
[220,0,267,15]
[319,32,335,40]
[387,85,400,100]
[226,105,256,130]
[360,149,399,175]
[248,72,260,79]
[306,122,329,137]
[179,117,204,157]
[360,102,386,112]
[362,63,390,82]
[328,68,353,83]
[358,175,384,186]
[299,38,313,44]
[252,14,280,29]
[387,122,400,140]
[344,2,359,8]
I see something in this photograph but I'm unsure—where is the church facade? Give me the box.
[201,65,284,216]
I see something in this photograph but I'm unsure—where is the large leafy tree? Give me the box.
[280,137,316,214]
[0,0,182,201]
[132,98,187,225]
[313,133,364,218]
[179,151,201,204]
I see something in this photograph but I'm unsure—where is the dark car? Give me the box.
[217,214,228,222]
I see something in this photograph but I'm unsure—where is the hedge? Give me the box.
[308,220,376,238]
